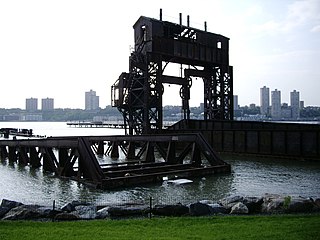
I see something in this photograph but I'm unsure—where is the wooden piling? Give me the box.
[97,141,104,155]
[29,147,41,168]
[110,142,119,158]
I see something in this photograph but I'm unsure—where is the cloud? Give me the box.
[311,25,320,32]
[251,0,320,35]
[284,0,320,31]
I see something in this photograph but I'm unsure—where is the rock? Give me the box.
[0,207,10,219]
[230,202,249,214]
[1,199,23,210]
[242,196,263,214]
[36,206,61,218]
[219,195,244,210]
[152,204,189,217]
[261,195,285,213]
[108,206,149,218]
[96,207,110,219]
[208,203,228,214]
[189,202,213,216]
[286,196,315,213]
[54,212,80,221]
[61,202,75,212]
[192,202,228,215]
[2,205,42,220]
[74,205,97,219]
[71,201,89,207]
[219,195,244,205]
[314,198,320,211]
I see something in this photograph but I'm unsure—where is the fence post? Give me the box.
[52,200,56,222]
[149,196,152,219]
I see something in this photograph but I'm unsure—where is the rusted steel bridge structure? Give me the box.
[0,134,230,189]
[112,10,233,135]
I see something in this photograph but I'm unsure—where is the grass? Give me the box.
[0,214,319,240]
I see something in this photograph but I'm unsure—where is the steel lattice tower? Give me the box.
[112,11,233,135]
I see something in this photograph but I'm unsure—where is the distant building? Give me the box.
[21,114,43,121]
[42,98,54,111]
[85,90,99,110]
[290,90,300,119]
[233,95,239,110]
[200,103,204,111]
[26,98,38,111]
[299,101,304,109]
[260,86,270,116]
[271,89,281,119]
[249,103,256,109]
[281,103,292,119]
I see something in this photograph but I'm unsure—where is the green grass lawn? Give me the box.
[0,214,319,240]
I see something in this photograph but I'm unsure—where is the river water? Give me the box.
[0,122,319,207]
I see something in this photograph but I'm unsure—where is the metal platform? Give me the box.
[0,133,230,189]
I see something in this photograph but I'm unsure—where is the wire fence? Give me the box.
[1,193,224,221]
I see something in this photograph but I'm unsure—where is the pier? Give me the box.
[0,128,34,138]
[67,121,125,129]
[0,133,230,189]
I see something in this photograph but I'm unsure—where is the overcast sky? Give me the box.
[0,0,319,109]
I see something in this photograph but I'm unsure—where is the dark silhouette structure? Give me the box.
[112,10,233,135]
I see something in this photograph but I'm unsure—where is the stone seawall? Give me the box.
[1,193,319,221]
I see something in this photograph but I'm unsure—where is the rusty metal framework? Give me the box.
[112,11,233,135]
[0,134,230,189]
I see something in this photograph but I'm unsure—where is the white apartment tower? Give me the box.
[290,90,300,119]
[85,90,99,110]
[271,89,281,119]
[260,86,269,116]
[26,98,38,111]
[41,98,54,110]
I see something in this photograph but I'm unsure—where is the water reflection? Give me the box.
[1,149,320,207]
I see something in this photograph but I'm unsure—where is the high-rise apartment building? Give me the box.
[41,98,54,110]
[260,86,270,116]
[85,90,99,110]
[233,95,239,110]
[271,89,281,119]
[26,98,38,111]
[290,90,300,119]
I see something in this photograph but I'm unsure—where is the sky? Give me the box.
[0,0,319,109]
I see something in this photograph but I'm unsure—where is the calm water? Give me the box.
[0,122,319,206]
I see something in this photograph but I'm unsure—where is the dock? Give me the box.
[0,133,231,189]
[67,121,125,129]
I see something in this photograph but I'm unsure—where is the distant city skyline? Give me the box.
[22,86,306,111]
